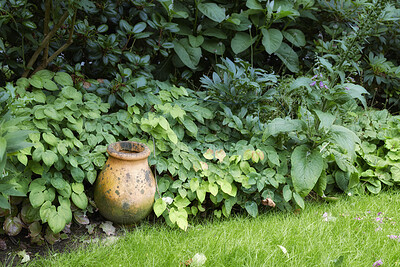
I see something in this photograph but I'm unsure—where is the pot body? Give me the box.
[94,141,156,224]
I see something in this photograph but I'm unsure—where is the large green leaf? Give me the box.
[245,201,258,217]
[197,3,226,23]
[343,83,369,109]
[264,118,306,138]
[314,110,336,130]
[0,137,6,163]
[201,39,225,55]
[291,145,323,197]
[231,32,255,54]
[246,0,263,9]
[261,28,283,54]
[275,42,299,73]
[329,125,359,157]
[283,29,306,47]
[173,39,201,69]
[54,72,73,86]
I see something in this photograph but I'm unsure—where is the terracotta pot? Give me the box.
[94,141,156,224]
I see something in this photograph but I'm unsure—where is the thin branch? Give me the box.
[42,0,51,65]
[33,9,77,75]
[22,10,70,77]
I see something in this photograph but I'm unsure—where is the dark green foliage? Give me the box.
[1,0,400,238]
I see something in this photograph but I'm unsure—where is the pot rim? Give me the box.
[107,141,151,161]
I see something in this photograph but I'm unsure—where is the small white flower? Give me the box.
[162,197,173,205]
[348,192,352,196]
[191,253,207,266]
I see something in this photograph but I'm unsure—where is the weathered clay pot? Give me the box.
[94,141,156,224]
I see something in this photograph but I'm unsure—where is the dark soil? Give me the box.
[0,212,126,266]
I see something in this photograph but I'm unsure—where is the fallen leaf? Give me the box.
[17,250,30,263]
[83,82,91,89]
[74,211,90,225]
[261,198,276,208]
[86,223,97,235]
[100,221,116,236]
[0,239,7,250]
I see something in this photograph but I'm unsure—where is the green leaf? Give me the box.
[245,201,258,217]
[282,185,292,202]
[275,42,299,73]
[314,110,336,130]
[29,76,43,88]
[71,183,84,194]
[197,2,226,23]
[231,32,255,54]
[29,190,45,208]
[87,170,97,184]
[167,130,178,144]
[201,39,225,55]
[173,39,201,69]
[182,119,198,135]
[208,182,218,196]
[132,22,146,34]
[71,192,88,210]
[246,0,263,9]
[265,118,305,137]
[329,125,359,156]
[43,80,58,91]
[283,29,306,47]
[154,198,166,217]
[190,178,199,192]
[314,172,327,196]
[54,72,73,86]
[293,192,305,209]
[291,145,323,197]
[0,195,10,210]
[261,28,283,54]
[43,132,58,146]
[343,83,369,109]
[173,196,191,208]
[0,137,6,163]
[220,180,232,195]
[71,167,85,183]
[188,35,204,48]
[335,171,349,191]
[42,150,58,166]
[48,211,66,234]
[4,130,33,153]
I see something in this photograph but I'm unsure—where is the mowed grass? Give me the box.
[29,191,400,267]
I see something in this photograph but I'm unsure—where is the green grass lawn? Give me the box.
[29,191,400,267]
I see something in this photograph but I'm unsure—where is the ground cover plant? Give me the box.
[1,0,400,259]
[25,191,400,266]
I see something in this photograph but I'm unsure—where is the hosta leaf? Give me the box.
[261,28,283,54]
[343,83,369,109]
[291,145,323,197]
[245,201,258,217]
[231,32,255,54]
[283,29,306,47]
[275,42,299,73]
[197,2,226,23]
[173,39,201,69]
